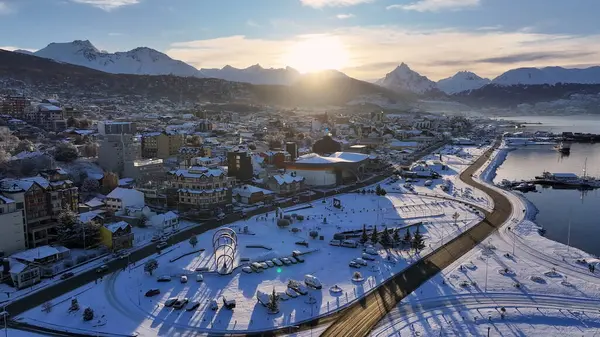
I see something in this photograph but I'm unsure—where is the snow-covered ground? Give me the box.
[372,140,600,336]
[11,143,498,336]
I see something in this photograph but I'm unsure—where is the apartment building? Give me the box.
[167,166,232,211]
[0,176,78,248]
[1,95,30,117]
[24,103,67,132]
[98,122,140,176]
[178,146,211,167]
[0,195,27,255]
[141,131,184,159]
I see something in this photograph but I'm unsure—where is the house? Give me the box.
[3,258,40,289]
[149,211,179,233]
[105,187,145,213]
[266,172,306,196]
[100,221,134,251]
[78,211,104,225]
[232,185,274,205]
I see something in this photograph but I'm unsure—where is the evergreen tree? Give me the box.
[370,225,379,245]
[412,227,425,251]
[56,211,79,246]
[360,225,369,244]
[380,226,392,247]
[189,235,198,248]
[403,228,412,244]
[83,307,94,321]
[267,287,279,313]
[392,229,400,244]
[375,185,382,196]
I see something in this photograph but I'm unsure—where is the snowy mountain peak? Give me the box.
[376,63,437,94]
[492,66,600,86]
[437,71,491,94]
[246,64,264,71]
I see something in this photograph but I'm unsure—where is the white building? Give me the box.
[149,211,180,233]
[105,187,145,213]
[0,195,26,255]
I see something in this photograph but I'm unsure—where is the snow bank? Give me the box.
[479,145,511,183]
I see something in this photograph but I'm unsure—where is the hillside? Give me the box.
[0,50,409,107]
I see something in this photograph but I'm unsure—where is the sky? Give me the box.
[1,0,600,81]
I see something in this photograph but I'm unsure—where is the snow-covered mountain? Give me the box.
[13,49,34,55]
[492,66,600,86]
[376,63,437,94]
[33,40,200,77]
[437,71,491,94]
[199,64,302,85]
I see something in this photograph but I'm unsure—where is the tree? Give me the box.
[403,228,412,244]
[266,287,279,313]
[42,301,53,313]
[412,227,425,251]
[370,225,379,245]
[380,226,392,247]
[83,307,94,321]
[54,142,79,162]
[393,229,401,243]
[360,225,369,244]
[82,143,98,158]
[139,214,148,228]
[13,139,35,154]
[189,235,198,248]
[144,259,159,275]
[102,172,119,193]
[56,211,79,246]
[81,178,100,193]
[78,119,91,129]
[67,116,77,128]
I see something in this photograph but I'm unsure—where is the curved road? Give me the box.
[319,139,513,337]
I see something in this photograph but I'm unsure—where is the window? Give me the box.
[16,202,24,209]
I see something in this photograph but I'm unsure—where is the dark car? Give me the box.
[145,289,161,297]
[60,272,74,280]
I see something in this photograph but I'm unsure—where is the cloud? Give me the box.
[0,1,14,14]
[165,26,600,81]
[246,20,260,27]
[108,32,123,36]
[300,0,374,8]
[336,13,355,19]
[70,0,140,11]
[387,0,480,12]
[0,46,35,52]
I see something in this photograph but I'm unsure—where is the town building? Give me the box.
[0,176,78,248]
[25,103,67,132]
[232,184,274,204]
[98,121,137,135]
[285,152,369,187]
[98,122,141,176]
[141,131,184,159]
[100,221,134,251]
[0,195,27,255]
[149,211,179,233]
[123,159,164,182]
[1,95,30,117]
[178,146,211,167]
[285,142,299,160]
[227,150,253,182]
[167,166,233,211]
[105,187,145,213]
[196,119,213,132]
[266,172,306,196]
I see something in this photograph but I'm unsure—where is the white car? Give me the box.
[196,273,203,282]
[354,258,368,266]
[180,275,188,283]
[266,260,275,268]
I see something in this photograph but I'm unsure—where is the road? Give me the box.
[318,139,513,337]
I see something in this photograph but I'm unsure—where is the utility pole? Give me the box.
[485,256,489,292]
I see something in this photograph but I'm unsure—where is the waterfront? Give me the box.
[493,116,600,256]
[494,115,600,134]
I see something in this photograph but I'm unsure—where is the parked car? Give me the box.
[362,253,376,261]
[96,265,109,273]
[259,262,269,269]
[341,240,358,248]
[157,275,171,282]
[145,289,160,297]
[151,235,161,242]
[60,272,74,280]
[354,258,368,266]
[185,301,200,311]
[288,257,298,264]
[196,273,203,282]
[272,258,283,266]
[364,247,378,255]
[180,275,188,283]
[242,266,253,273]
[304,274,322,289]
[291,255,304,263]
[210,300,219,310]
[223,296,236,309]
[349,261,361,268]
[266,260,275,268]
[285,288,299,298]
[329,239,342,246]
[281,257,292,265]
[173,298,189,310]
[164,297,178,307]
[156,241,168,250]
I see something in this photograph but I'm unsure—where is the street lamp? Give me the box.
[485,256,489,292]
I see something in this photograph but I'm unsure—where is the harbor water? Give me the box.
[493,116,600,256]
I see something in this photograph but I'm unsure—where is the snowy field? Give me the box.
[371,140,600,337]
[16,191,483,336]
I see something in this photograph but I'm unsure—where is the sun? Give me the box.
[284,35,350,73]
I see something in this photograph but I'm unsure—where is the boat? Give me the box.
[554,141,571,153]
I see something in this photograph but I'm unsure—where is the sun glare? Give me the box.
[284,36,350,73]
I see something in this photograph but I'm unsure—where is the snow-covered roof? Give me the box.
[390,140,420,148]
[233,185,273,198]
[0,176,50,191]
[296,152,369,165]
[0,195,14,204]
[87,173,104,180]
[79,211,102,223]
[38,103,62,112]
[150,211,179,224]
[272,173,305,185]
[11,151,45,161]
[8,259,28,274]
[169,166,224,178]
[178,188,228,194]
[106,187,144,206]
[104,221,130,233]
[12,245,66,262]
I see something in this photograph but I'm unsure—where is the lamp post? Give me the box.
[485,256,489,292]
